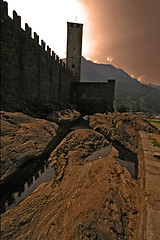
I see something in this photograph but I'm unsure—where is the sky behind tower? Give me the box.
[6,0,160,85]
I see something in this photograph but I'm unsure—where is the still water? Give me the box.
[117,158,137,178]
[1,117,138,213]
[2,164,55,212]
[85,143,137,179]
[2,142,137,213]
[85,144,112,162]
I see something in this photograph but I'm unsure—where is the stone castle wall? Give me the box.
[1,0,115,114]
[72,80,115,114]
[0,0,75,109]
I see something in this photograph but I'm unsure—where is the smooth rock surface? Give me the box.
[86,112,159,154]
[0,111,58,182]
[48,129,109,181]
[1,129,138,240]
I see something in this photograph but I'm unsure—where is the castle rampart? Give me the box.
[72,80,115,114]
[0,0,74,110]
[1,0,115,114]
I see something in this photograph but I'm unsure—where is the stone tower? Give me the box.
[66,22,83,82]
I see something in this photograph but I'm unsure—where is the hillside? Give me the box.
[81,57,160,114]
[148,83,160,90]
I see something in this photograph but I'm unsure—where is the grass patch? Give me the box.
[149,119,160,125]
[149,136,160,148]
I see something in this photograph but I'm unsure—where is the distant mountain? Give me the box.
[81,57,160,114]
[148,83,160,90]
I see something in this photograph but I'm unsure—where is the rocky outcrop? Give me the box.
[48,129,109,181]
[0,111,58,184]
[0,109,81,185]
[46,109,81,123]
[1,129,138,240]
[85,112,159,154]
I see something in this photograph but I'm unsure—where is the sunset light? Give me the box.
[1,0,160,237]
[6,0,89,58]
[4,0,160,85]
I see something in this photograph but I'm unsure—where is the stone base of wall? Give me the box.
[137,131,160,240]
[71,80,115,114]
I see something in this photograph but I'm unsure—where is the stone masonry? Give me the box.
[137,131,160,240]
[0,0,74,108]
[1,0,115,114]
[66,22,83,82]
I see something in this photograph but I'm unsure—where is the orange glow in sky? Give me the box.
[7,0,91,59]
[5,0,160,85]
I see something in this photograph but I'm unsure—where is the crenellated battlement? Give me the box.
[47,46,51,55]
[1,0,66,68]
[1,0,8,16]
[68,22,83,28]
[25,23,32,36]
[41,40,46,50]
[34,32,39,44]
[13,10,21,27]
[1,0,115,113]
[52,51,55,60]
[56,55,59,63]
[1,0,74,108]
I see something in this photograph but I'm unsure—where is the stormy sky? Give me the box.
[6,0,160,85]
[81,0,160,85]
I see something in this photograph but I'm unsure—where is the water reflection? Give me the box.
[84,142,138,179]
[3,164,55,213]
[18,184,25,198]
[27,175,34,188]
[85,144,112,162]
[2,138,138,213]
[117,158,137,179]
[40,165,45,174]
[7,193,15,206]
[34,171,39,180]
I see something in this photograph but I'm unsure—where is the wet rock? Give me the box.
[86,112,159,154]
[0,111,58,183]
[1,129,138,240]
[48,129,109,180]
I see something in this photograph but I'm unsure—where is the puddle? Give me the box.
[117,158,137,178]
[72,118,138,179]
[2,164,55,213]
[85,144,112,162]
[1,118,138,213]
[113,142,138,179]
[84,142,138,179]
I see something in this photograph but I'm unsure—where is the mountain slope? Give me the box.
[148,83,160,90]
[81,57,160,114]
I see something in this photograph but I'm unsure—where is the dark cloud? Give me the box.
[81,0,160,85]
